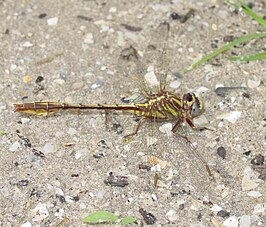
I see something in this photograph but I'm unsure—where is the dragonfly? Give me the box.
[14,22,213,189]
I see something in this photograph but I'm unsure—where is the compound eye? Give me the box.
[191,95,203,118]
[184,93,193,102]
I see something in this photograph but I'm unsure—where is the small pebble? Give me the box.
[21,118,30,124]
[239,215,251,227]
[83,33,94,44]
[210,204,223,212]
[9,141,20,152]
[166,209,178,222]
[247,79,260,89]
[67,127,77,136]
[217,146,226,159]
[10,64,17,71]
[217,210,230,218]
[22,41,33,47]
[223,216,239,227]
[144,71,159,87]
[32,203,49,222]
[47,17,58,26]
[43,143,55,154]
[21,221,32,227]
[217,111,242,123]
[251,154,264,165]
[23,75,33,83]
[79,203,86,209]
[253,203,266,215]
[169,80,180,89]
[247,191,262,198]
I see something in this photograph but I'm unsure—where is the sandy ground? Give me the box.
[0,0,266,226]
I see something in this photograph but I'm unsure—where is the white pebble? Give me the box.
[223,216,239,227]
[32,203,49,222]
[242,166,259,191]
[144,71,159,87]
[253,203,266,214]
[21,117,30,124]
[247,191,262,198]
[159,123,172,137]
[79,202,86,209]
[166,209,178,222]
[67,127,77,135]
[239,215,251,227]
[109,7,117,13]
[10,64,17,71]
[169,80,181,89]
[43,143,55,154]
[247,79,260,89]
[22,41,33,47]
[54,208,64,218]
[47,17,58,26]
[210,204,223,212]
[20,221,32,227]
[217,111,242,123]
[9,141,20,152]
[83,33,94,44]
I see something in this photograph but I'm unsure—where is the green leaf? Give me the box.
[227,51,266,61]
[0,131,7,135]
[185,33,266,72]
[82,211,119,223]
[225,0,266,27]
[120,216,136,225]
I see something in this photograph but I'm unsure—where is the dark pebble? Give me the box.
[258,172,266,181]
[35,76,44,83]
[139,208,156,225]
[104,172,129,187]
[170,12,181,20]
[16,179,29,186]
[38,13,47,19]
[217,210,230,218]
[251,154,264,165]
[217,146,226,159]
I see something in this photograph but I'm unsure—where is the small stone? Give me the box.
[223,216,239,227]
[10,64,17,71]
[253,203,266,215]
[247,79,260,89]
[166,209,178,222]
[67,127,77,136]
[83,33,94,44]
[217,111,242,123]
[217,146,226,159]
[32,203,49,222]
[247,191,262,198]
[210,204,223,212]
[79,202,86,209]
[217,210,230,218]
[242,166,259,191]
[109,7,117,13]
[43,143,55,154]
[9,141,20,152]
[23,75,33,83]
[144,71,159,87]
[239,215,251,227]
[21,221,32,227]
[47,17,58,26]
[251,154,264,165]
[21,118,30,124]
[169,80,181,89]
[22,41,33,47]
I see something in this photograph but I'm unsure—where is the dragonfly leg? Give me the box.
[171,117,183,133]
[124,117,145,139]
[186,118,213,131]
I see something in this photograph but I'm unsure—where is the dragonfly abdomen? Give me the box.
[13,102,144,116]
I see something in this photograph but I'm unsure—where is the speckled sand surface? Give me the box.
[0,0,266,226]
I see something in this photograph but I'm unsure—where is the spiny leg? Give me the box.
[124,117,146,139]
[186,118,214,132]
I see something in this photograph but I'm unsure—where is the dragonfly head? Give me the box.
[183,92,205,118]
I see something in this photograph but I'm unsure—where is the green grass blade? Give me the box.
[185,33,266,72]
[227,51,266,61]
[120,216,136,225]
[82,211,119,223]
[225,0,266,27]
[0,131,7,135]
